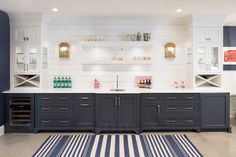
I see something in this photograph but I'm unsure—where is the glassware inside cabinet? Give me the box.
[197,46,207,71]
[28,47,38,71]
[16,46,25,72]
[209,46,219,71]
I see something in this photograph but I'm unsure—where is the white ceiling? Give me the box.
[1,0,236,25]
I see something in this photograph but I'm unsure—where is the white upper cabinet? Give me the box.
[195,27,222,74]
[15,44,39,74]
[196,27,221,42]
[15,27,40,42]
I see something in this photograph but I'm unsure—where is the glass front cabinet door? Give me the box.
[196,44,221,73]
[15,45,39,73]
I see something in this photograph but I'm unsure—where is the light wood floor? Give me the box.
[0,120,235,157]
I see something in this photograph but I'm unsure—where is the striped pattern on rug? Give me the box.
[33,134,203,157]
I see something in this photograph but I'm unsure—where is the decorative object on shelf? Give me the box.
[143,33,151,41]
[133,56,152,61]
[165,42,176,59]
[59,42,70,58]
[126,34,137,41]
[135,76,152,89]
[137,32,142,41]
[53,76,72,88]
[93,78,100,89]
[173,80,186,88]
[79,35,104,42]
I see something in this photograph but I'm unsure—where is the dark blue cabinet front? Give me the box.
[0,11,10,126]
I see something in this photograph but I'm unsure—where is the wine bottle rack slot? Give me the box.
[10,97,32,126]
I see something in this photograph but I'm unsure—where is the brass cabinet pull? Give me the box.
[185,96,193,99]
[80,97,89,100]
[41,97,50,100]
[146,97,155,100]
[167,107,176,110]
[80,104,89,107]
[41,120,51,123]
[157,105,161,113]
[41,107,50,110]
[59,120,69,123]
[118,97,121,106]
[114,97,117,106]
[59,97,69,100]
[185,107,194,110]
[167,120,176,123]
[167,96,176,100]
[185,119,194,123]
[59,107,69,110]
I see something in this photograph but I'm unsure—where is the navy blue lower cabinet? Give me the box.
[4,94,35,133]
[95,94,139,134]
[140,94,162,131]
[35,94,75,132]
[74,94,95,130]
[200,93,231,132]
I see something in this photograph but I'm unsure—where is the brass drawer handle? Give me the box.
[81,97,89,100]
[167,96,176,100]
[186,96,194,99]
[157,105,161,113]
[59,107,69,110]
[41,97,50,100]
[41,107,50,110]
[145,97,155,100]
[185,107,194,110]
[185,119,194,123]
[167,107,176,110]
[80,104,89,107]
[59,120,69,123]
[41,120,51,123]
[167,120,176,123]
[59,97,69,100]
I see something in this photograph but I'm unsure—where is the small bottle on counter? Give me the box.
[64,77,68,88]
[68,77,72,88]
[57,77,61,88]
[94,79,100,89]
[61,77,65,88]
[53,77,57,88]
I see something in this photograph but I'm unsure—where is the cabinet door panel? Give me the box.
[75,103,94,128]
[15,28,25,42]
[97,95,116,128]
[208,28,221,42]
[117,95,138,128]
[27,28,40,42]
[141,102,160,127]
[201,93,229,129]
[196,28,208,42]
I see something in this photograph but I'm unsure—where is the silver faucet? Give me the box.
[116,75,119,89]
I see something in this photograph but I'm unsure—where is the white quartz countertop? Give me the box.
[2,88,230,94]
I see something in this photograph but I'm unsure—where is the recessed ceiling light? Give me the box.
[176,9,183,13]
[52,8,59,12]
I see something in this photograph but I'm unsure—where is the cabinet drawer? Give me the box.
[38,117,73,127]
[76,94,94,103]
[163,115,197,127]
[37,94,74,104]
[39,105,73,115]
[163,94,198,102]
[141,94,161,103]
[163,104,197,114]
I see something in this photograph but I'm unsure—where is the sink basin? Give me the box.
[110,88,125,92]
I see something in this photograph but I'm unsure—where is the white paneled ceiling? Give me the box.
[1,0,236,25]
[0,0,236,15]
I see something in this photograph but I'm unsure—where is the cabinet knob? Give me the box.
[41,107,50,110]
[23,37,26,41]
[80,97,89,100]
[166,107,176,110]
[167,96,176,100]
[185,119,194,123]
[167,120,176,123]
[41,97,50,100]
[41,120,51,123]
[80,104,89,107]
[185,107,194,110]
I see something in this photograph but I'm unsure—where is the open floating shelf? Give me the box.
[14,74,40,88]
[195,74,221,88]
[82,60,153,65]
[80,41,153,48]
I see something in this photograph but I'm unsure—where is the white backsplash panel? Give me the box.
[42,18,188,90]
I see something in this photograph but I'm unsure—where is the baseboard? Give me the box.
[0,125,4,136]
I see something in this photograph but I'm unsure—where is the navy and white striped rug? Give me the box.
[33,134,203,157]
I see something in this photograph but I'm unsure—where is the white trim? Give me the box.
[0,125,4,136]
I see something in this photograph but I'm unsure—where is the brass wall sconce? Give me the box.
[165,42,176,59]
[59,42,70,58]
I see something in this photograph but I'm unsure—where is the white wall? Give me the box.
[42,17,188,90]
